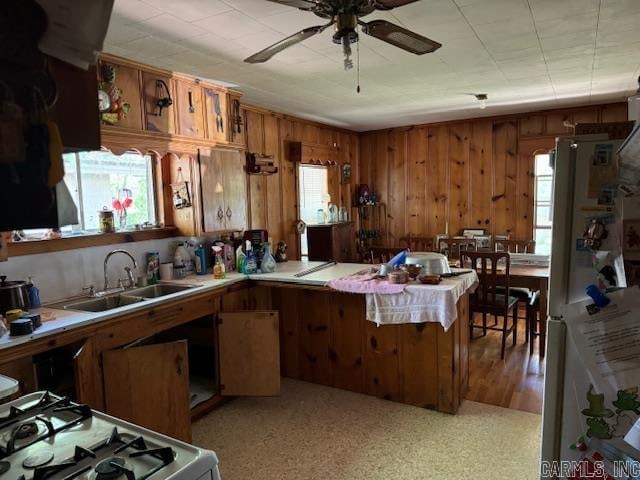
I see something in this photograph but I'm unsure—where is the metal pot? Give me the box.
[0,276,30,315]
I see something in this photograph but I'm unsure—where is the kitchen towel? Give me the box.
[327,273,407,295]
[365,272,478,330]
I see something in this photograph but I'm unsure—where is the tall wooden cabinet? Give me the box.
[197,148,248,233]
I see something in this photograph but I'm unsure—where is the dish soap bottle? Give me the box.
[212,246,226,279]
[261,242,276,273]
[244,241,257,274]
[236,244,246,273]
[27,277,41,308]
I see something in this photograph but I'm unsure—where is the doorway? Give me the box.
[297,164,329,257]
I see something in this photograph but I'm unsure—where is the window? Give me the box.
[298,165,329,257]
[534,153,553,256]
[19,151,156,239]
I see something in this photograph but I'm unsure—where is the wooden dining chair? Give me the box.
[461,251,519,360]
[439,238,477,260]
[366,246,404,264]
[399,234,435,252]
[494,239,536,254]
[526,291,545,357]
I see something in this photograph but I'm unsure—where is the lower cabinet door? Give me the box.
[218,311,280,396]
[102,340,191,442]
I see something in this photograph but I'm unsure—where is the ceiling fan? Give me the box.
[244,0,442,70]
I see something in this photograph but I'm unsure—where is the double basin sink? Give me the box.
[61,283,196,313]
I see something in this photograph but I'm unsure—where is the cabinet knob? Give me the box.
[217,206,224,220]
[226,207,232,219]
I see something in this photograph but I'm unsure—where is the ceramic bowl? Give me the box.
[398,263,422,280]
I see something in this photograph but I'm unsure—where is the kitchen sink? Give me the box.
[128,283,196,298]
[64,295,146,312]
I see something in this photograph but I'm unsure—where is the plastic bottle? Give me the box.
[261,242,277,273]
[213,246,226,279]
[194,244,207,275]
[27,277,41,308]
[244,240,257,274]
[236,244,246,274]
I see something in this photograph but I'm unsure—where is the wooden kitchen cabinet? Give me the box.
[142,71,176,134]
[97,59,144,131]
[228,92,246,147]
[175,78,205,138]
[198,148,248,233]
[103,340,192,442]
[203,86,228,144]
[218,311,280,396]
[307,222,354,262]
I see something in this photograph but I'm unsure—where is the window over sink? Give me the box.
[16,151,157,240]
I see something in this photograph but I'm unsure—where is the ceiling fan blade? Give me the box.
[360,20,442,55]
[244,23,332,64]
[265,0,318,9]
[372,0,421,10]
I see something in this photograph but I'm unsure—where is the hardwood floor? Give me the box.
[465,309,545,415]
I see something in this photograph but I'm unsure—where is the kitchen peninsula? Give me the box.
[0,261,474,442]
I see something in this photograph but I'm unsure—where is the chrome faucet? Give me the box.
[104,249,138,291]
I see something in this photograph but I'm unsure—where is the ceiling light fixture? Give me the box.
[475,93,488,109]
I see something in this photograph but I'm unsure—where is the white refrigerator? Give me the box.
[541,135,633,479]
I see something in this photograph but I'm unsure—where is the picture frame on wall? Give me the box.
[341,163,352,184]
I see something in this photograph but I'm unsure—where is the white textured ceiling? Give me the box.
[104,0,640,131]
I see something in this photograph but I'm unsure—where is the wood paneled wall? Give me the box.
[358,102,628,246]
[243,106,360,260]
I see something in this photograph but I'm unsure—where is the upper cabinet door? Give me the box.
[218,311,280,396]
[203,87,228,144]
[222,150,248,232]
[198,149,226,233]
[175,79,205,138]
[227,93,246,147]
[102,340,191,442]
[98,61,143,131]
[142,72,175,134]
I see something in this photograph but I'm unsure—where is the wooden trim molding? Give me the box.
[8,228,177,257]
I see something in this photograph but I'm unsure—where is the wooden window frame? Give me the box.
[6,147,178,257]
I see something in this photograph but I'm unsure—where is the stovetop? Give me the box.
[0,392,218,480]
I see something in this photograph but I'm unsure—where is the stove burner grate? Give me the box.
[95,457,127,480]
[0,397,93,460]
[21,428,176,480]
[14,422,38,440]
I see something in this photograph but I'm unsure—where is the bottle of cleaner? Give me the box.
[244,240,257,274]
[194,244,207,275]
[261,242,277,273]
[213,246,226,279]
[236,244,246,274]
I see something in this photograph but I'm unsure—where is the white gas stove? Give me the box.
[0,392,220,480]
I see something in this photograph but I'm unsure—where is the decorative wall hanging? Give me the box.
[152,79,173,117]
[341,162,352,184]
[171,167,192,209]
[98,63,131,125]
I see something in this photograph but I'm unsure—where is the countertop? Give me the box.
[0,260,477,352]
[0,261,367,351]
